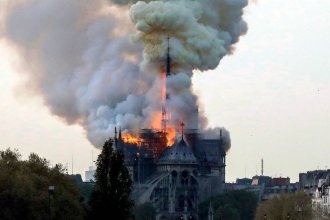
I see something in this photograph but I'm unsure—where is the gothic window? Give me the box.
[172,170,177,185]
[181,170,189,186]
[190,176,198,186]
[172,170,177,178]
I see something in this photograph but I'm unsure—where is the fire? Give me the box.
[122,73,176,149]
[161,72,166,103]
[151,111,162,129]
[166,127,176,146]
[150,112,176,146]
[122,133,143,145]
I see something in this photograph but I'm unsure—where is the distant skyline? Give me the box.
[1,0,330,182]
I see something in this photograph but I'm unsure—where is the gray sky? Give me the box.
[1,0,330,182]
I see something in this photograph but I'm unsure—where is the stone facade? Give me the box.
[116,129,226,220]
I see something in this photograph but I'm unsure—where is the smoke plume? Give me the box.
[1,0,247,149]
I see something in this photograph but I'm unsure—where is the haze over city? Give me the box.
[1,0,330,183]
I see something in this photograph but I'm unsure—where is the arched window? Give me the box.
[180,170,189,186]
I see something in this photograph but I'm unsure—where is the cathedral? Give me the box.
[114,123,226,220]
[111,39,227,220]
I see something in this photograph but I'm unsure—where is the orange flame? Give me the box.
[122,128,175,148]
[122,133,143,145]
[150,112,176,146]
[151,112,162,129]
[161,72,166,103]
[121,72,176,149]
[166,127,176,146]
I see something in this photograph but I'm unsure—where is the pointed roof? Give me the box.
[158,138,198,165]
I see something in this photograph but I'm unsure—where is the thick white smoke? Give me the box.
[129,0,245,71]
[1,0,247,149]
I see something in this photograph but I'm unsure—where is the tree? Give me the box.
[88,139,134,220]
[198,190,258,220]
[0,148,86,220]
[255,191,312,220]
[133,202,156,220]
[214,204,240,220]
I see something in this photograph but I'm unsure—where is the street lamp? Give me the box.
[48,185,55,220]
[296,204,303,220]
[286,213,290,219]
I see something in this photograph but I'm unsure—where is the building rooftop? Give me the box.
[158,138,198,165]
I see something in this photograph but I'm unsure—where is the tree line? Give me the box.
[1,140,323,220]
[0,139,135,220]
[0,148,85,219]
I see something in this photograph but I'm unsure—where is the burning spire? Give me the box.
[161,35,171,133]
[166,35,171,78]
